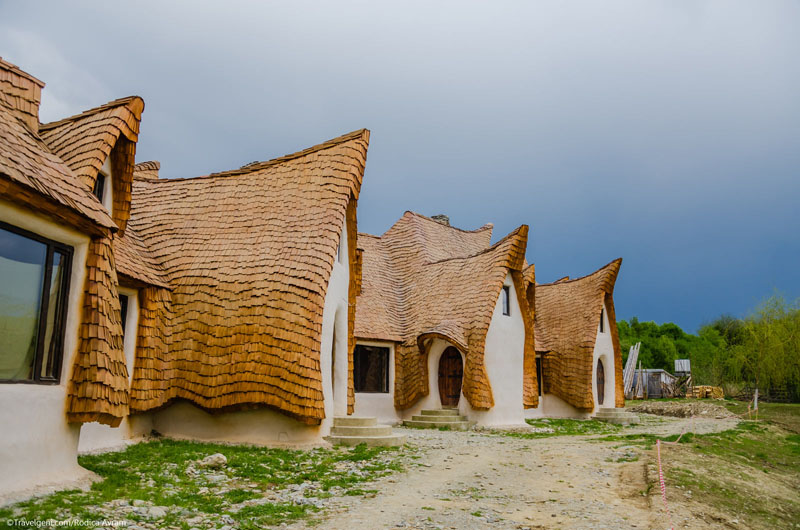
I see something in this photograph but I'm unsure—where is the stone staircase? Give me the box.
[594,407,640,425]
[325,416,406,447]
[403,408,475,431]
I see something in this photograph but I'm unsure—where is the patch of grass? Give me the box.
[421,506,435,510]
[471,510,483,517]
[234,502,316,529]
[498,418,622,439]
[0,439,406,528]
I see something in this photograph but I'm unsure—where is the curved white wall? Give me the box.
[469,273,526,427]
[352,340,397,424]
[0,200,94,502]
[401,274,526,427]
[590,301,616,411]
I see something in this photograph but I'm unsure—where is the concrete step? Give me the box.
[594,409,639,425]
[332,416,377,427]
[403,419,474,431]
[420,409,459,416]
[330,425,394,437]
[325,433,407,447]
[411,414,465,422]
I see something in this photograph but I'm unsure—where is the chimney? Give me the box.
[431,214,450,226]
[0,57,45,132]
[133,160,161,180]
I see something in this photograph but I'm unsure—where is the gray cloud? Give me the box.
[2,0,798,330]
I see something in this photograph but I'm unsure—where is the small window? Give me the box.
[0,222,72,383]
[599,307,605,333]
[354,345,389,393]
[92,173,106,202]
[501,285,510,316]
[536,355,544,396]
[119,294,129,336]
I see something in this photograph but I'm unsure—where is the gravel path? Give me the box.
[292,414,739,530]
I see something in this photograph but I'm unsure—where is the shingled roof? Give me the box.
[534,258,625,410]
[40,96,144,233]
[0,92,115,235]
[127,129,370,424]
[355,212,537,410]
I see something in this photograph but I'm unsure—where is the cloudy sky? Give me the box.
[2,1,798,331]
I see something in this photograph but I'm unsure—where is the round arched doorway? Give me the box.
[438,347,463,408]
[596,358,605,406]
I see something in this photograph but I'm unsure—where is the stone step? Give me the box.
[411,414,466,422]
[325,433,407,447]
[594,410,639,425]
[332,416,377,427]
[420,409,459,416]
[403,419,474,431]
[330,425,394,437]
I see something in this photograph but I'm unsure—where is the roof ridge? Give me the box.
[134,161,160,171]
[205,129,369,179]
[142,129,370,183]
[426,224,528,265]
[0,57,45,87]
[538,257,622,287]
[402,211,494,235]
[39,96,144,131]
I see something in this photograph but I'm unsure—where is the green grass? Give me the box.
[0,439,406,529]
[497,418,622,439]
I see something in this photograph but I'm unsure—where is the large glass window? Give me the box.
[354,345,389,393]
[0,223,72,383]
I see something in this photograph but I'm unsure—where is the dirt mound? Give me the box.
[628,400,735,419]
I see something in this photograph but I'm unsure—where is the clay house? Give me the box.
[352,212,539,427]
[352,213,625,425]
[0,57,370,499]
[530,259,625,418]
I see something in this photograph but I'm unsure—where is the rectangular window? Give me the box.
[354,345,389,393]
[536,355,544,396]
[599,307,605,333]
[119,294,129,336]
[92,173,106,202]
[502,285,510,316]
[0,222,72,383]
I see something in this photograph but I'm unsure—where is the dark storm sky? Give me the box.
[2,1,798,331]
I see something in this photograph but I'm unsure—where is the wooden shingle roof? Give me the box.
[534,258,624,410]
[127,129,370,423]
[0,98,115,234]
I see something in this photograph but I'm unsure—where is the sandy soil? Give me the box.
[291,414,741,530]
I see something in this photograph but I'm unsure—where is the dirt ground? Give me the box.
[290,414,741,530]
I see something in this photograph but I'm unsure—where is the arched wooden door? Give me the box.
[438,347,463,408]
[596,359,605,406]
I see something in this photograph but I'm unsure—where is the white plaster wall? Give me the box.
[151,401,324,446]
[524,394,592,419]
[352,340,398,424]
[151,215,351,445]
[469,274,526,427]
[0,200,94,501]
[591,301,616,412]
[78,288,153,453]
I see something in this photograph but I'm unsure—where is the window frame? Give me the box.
[0,220,73,385]
[599,307,605,333]
[501,285,511,316]
[353,344,390,394]
[536,354,544,396]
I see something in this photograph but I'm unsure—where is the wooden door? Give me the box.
[438,347,463,408]
[596,359,605,406]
